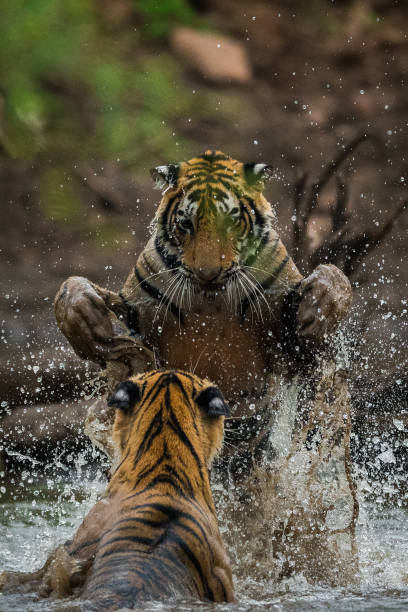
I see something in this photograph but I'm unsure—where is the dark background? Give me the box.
[0,0,407,475]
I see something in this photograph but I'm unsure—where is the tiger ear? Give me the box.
[150,164,180,190]
[243,163,272,186]
[107,380,141,413]
[196,386,230,417]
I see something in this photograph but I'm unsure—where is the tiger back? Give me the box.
[79,370,234,609]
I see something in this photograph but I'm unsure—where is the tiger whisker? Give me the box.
[242,268,271,308]
[240,270,270,319]
[222,439,241,452]
[192,346,207,374]
[152,273,179,320]
[237,272,261,322]
[153,271,181,325]
[175,275,188,329]
[161,273,184,326]
[236,274,254,321]
[134,266,180,292]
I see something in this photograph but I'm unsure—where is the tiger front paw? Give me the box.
[296,264,352,341]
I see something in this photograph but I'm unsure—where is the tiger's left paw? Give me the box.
[296,264,352,341]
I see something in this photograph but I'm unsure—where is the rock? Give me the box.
[170,27,252,84]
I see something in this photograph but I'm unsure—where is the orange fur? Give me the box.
[1,371,234,609]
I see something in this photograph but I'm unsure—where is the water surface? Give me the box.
[1,477,407,611]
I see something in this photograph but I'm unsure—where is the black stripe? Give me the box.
[243,196,266,230]
[176,519,207,549]
[69,536,101,556]
[244,233,277,269]
[260,255,290,290]
[133,450,166,485]
[90,563,151,584]
[154,236,179,270]
[240,255,289,318]
[158,547,201,594]
[214,572,228,601]
[100,535,153,555]
[139,474,186,496]
[167,531,214,600]
[177,509,211,547]
[98,547,142,560]
[201,152,229,162]
[160,194,179,233]
[184,178,206,189]
[165,371,192,404]
[168,411,204,475]
[209,171,235,181]
[110,516,165,530]
[163,465,195,497]
[211,186,229,202]
[119,292,140,336]
[186,188,204,202]
[133,408,163,466]
[217,177,235,192]
[160,193,181,248]
[134,268,184,324]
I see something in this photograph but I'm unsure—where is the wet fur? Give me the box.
[0,370,234,609]
[52,150,355,584]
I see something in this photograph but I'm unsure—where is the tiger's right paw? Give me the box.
[54,276,117,364]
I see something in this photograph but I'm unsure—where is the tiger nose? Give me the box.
[196,265,222,283]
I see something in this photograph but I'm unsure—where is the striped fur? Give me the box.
[75,370,233,609]
[122,150,302,323]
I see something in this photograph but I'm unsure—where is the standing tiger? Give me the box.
[54,151,356,584]
[0,370,234,608]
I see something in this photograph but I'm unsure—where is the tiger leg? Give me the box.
[54,276,153,367]
[296,264,352,341]
[0,545,63,594]
[0,544,92,598]
[41,544,92,598]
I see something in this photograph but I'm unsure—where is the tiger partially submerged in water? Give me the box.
[55,151,356,584]
[0,371,234,608]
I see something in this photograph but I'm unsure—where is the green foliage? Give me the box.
[136,0,197,38]
[0,0,204,234]
[39,168,85,227]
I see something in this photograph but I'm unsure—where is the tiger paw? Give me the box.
[54,276,117,363]
[54,276,153,368]
[296,264,352,341]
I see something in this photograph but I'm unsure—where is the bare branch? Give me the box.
[332,175,350,233]
[74,167,132,212]
[291,132,372,272]
[293,172,308,265]
[341,199,407,277]
[309,200,407,276]
[303,131,369,222]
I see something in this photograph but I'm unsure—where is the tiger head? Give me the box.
[108,370,230,469]
[151,150,274,291]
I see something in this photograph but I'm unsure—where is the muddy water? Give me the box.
[1,477,408,612]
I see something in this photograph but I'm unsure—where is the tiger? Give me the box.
[0,370,234,608]
[55,150,351,414]
[54,150,355,584]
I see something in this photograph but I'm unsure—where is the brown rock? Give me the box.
[170,27,252,84]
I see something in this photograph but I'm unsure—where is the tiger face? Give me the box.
[108,369,230,469]
[151,151,274,291]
